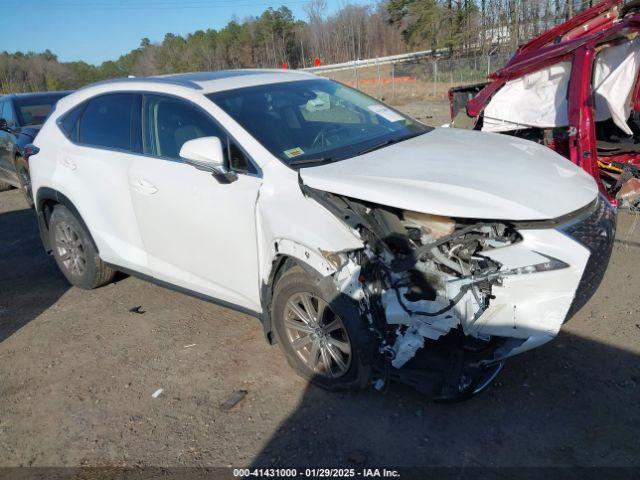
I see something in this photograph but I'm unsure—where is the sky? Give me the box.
[0,0,363,65]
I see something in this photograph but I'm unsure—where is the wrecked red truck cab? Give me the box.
[450,0,640,207]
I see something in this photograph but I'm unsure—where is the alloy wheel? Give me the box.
[283,292,352,378]
[54,221,87,276]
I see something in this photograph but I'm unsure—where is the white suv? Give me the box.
[29,70,615,400]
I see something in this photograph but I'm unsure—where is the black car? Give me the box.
[0,91,71,206]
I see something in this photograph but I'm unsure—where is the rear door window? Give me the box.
[79,93,137,151]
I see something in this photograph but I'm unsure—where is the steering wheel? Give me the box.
[310,125,347,149]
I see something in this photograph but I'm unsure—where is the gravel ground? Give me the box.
[1,101,639,468]
[397,99,453,126]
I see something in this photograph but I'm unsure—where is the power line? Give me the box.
[19,0,312,8]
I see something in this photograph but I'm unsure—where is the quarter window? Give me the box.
[79,93,136,150]
[59,104,84,141]
[228,140,253,174]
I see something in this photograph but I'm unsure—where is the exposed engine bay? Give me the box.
[300,186,610,400]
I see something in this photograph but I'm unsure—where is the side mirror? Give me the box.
[179,136,237,184]
[0,118,8,131]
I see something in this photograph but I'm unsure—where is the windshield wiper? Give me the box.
[357,139,397,156]
[357,132,424,156]
[288,157,336,167]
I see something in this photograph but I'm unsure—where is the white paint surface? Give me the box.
[300,127,598,221]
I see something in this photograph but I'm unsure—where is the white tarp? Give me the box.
[482,38,640,134]
[482,62,571,132]
[593,38,640,135]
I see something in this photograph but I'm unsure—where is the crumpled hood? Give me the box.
[299,127,598,221]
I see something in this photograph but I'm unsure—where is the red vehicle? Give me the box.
[450,0,640,205]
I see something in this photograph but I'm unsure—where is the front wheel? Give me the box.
[49,205,115,289]
[271,267,374,391]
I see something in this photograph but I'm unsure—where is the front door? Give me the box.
[128,94,262,312]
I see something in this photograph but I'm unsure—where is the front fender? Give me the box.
[255,162,364,342]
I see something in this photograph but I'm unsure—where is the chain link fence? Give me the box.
[315,52,512,103]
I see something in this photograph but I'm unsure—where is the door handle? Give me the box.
[132,178,158,195]
[60,157,77,170]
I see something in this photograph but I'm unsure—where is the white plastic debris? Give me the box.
[151,388,163,398]
[382,288,460,340]
[391,328,425,368]
[183,344,196,348]
[373,378,386,391]
[334,259,364,300]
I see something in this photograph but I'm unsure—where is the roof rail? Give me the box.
[83,76,203,91]
[82,69,307,92]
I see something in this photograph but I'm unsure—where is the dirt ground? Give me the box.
[395,99,453,126]
[1,101,639,469]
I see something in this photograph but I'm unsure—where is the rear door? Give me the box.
[56,92,146,270]
[128,93,262,312]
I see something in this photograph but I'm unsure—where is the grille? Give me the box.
[561,195,616,321]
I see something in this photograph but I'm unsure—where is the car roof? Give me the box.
[85,69,317,94]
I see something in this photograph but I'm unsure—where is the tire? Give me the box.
[271,266,375,391]
[49,205,115,289]
[15,156,34,208]
[0,180,13,192]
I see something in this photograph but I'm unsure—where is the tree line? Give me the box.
[0,0,595,93]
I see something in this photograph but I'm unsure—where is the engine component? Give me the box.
[319,192,521,372]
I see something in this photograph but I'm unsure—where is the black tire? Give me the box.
[271,266,375,391]
[49,205,115,289]
[15,156,34,208]
[0,180,13,192]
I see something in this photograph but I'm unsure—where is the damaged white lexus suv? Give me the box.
[29,70,615,400]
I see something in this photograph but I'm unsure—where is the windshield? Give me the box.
[14,93,69,126]
[207,79,431,166]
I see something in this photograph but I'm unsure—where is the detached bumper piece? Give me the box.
[388,331,507,402]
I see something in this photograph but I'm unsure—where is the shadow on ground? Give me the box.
[251,214,640,468]
[251,331,640,467]
[0,207,69,343]
[1,190,638,469]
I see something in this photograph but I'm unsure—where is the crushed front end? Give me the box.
[306,187,616,400]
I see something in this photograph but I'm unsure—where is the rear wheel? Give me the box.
[49,205,115,289]
[271,267,374,391]
[15,156,34,208]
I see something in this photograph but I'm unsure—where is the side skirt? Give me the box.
[106,263,264,323]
